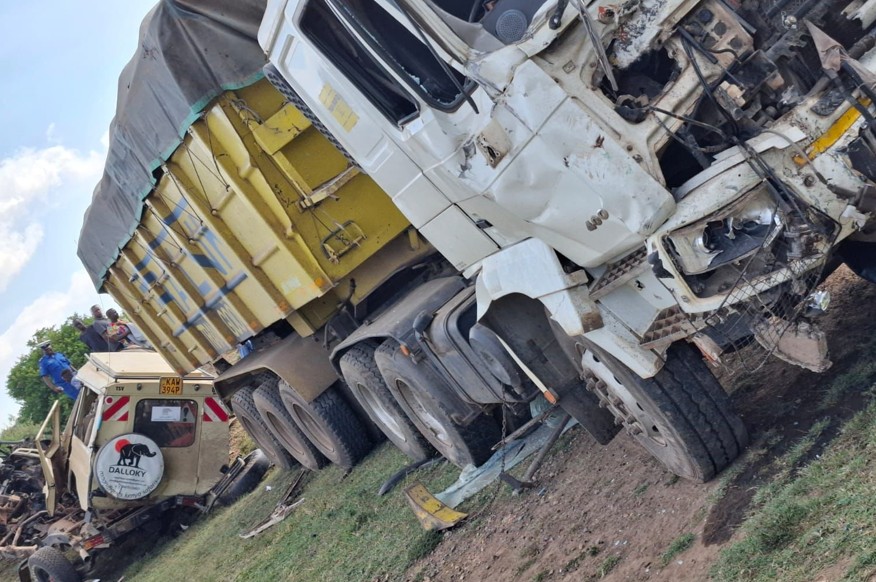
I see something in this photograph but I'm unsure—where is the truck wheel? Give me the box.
[581,342,748,482]
[340,345,435,462]
[216,449,271,507]
[253,382,327,471]
[231,386,297,470]
[375,340,500,468]
[28,547,80,582]
[278,381,372,469]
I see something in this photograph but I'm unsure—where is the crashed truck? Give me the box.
[256,0,876,482]
[81,0,876,485]
[78,0,554,477]
[1,350,265,582]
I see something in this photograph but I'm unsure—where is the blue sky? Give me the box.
[0,1,156,425]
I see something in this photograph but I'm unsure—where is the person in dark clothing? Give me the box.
[73,319,104,353]
[90,305,123,352]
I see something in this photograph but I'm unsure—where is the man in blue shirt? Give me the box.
[38,342,79,400]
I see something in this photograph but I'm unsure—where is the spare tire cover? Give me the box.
[95,433,165,500]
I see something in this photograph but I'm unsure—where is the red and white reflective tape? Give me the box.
[202,396,230,422]
[102,396,130,422]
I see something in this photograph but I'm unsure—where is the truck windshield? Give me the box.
[302,0,467,122]
[302,0,418,125]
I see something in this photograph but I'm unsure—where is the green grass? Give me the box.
[661,533,695,566]
[0,558,19,581]
[596,555,621,578]
[819,335,876,409]
[122,444,460,582]
[0,421,40,442]
[711,401,876,581]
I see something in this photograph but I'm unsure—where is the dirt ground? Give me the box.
[406,266,876,582]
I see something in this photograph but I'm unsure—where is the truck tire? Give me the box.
[216,449,271,507]
[28,547,80,582]
[375,340,500,468]
[231,386,297,470]
[278,381,372,469]
[253,382,327,471]
[340,345,435,462]
[581,342,748,482]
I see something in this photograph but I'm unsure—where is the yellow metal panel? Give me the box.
[105,78,427,374]
[251,102,311,155]
[795,99,871,165]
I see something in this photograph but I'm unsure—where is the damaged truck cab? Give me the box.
[260,0,876,479]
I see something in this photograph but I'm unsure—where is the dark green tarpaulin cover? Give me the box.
[77,0,268,289]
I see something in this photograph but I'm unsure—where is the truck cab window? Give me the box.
[301,0,419,125]
[333,0,468,108]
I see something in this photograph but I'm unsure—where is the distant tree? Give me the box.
[5,314,91,424]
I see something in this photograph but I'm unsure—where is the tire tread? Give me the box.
[280,381,372,469]
[647,343,749,481]
[341,345,434,461]
[231,386,297,470]
[254,383,326,470]
[375,340,500,468]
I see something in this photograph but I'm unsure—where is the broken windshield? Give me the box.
[328,0,469,110]
[301,0,419,125]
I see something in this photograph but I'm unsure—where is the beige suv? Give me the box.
[0,349,267,582]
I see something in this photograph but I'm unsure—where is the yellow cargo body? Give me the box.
[104,79,429,374]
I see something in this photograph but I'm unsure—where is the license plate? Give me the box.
[159,377,182,395]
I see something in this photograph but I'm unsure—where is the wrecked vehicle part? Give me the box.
[261,0,876,481]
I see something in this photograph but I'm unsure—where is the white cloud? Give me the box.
[0,143,104,292]
[45,123,59,144]
[0,270,118,426]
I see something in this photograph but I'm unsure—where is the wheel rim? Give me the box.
[582,351,668,447]
[291,403,336,454]
[264,409,307,457]
[394,379,450,446]
[354,381,407,442]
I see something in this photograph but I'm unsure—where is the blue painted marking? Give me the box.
[148,229,169,250]
[171,273,249,335]
[192,253,216,269]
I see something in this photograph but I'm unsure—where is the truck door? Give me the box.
[268,0,500,271]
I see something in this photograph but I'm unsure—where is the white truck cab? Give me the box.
[259,0,876,480]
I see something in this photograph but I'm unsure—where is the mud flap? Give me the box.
[553,379,620,445]
[16,559,31,582]
[403,482,468,531]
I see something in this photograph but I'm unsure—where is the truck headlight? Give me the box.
[664,187,781,276]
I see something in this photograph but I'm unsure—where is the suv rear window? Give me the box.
[133,399,198,448]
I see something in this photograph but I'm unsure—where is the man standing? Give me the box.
[38,342,79,400]
[73,319,104,353]
[90,305,122,352]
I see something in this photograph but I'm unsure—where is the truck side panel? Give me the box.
[102,79,414,374]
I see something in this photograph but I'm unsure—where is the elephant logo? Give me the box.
[96,434,164,500]
[115,438,157,468]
